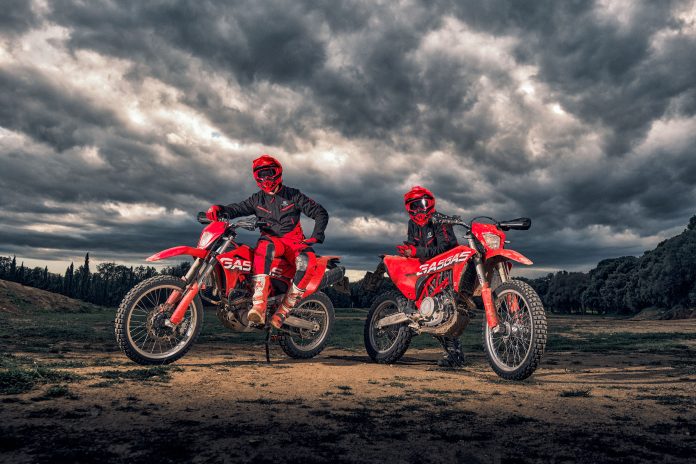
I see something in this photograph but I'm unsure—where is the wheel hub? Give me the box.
[148,310,175,339]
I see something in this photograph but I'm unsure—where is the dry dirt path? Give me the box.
[1,337,694,464]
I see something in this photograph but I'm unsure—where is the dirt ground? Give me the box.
[1,316,695,464]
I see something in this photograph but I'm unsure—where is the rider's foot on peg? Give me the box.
[247,308,264,324]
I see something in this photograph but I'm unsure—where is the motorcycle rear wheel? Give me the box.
[483,279,547,380]
[364,291,412,364]
[115,275,203,365]
[278,291,335,359]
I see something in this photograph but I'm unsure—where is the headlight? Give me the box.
[198,231,215,248]
[482,232,501,249]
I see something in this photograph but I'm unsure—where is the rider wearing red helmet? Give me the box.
[206,155,328,329]
[398,186,465,368]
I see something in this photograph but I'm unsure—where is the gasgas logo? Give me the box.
[219,257,252,272]
[416,251,472,276]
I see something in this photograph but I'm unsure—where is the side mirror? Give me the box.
[499,217,531,231]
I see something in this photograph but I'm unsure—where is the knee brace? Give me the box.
[295,253,309,271]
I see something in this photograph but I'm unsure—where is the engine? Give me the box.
[417,287,471,337]
[418,288,456,327]
[216,287,255,332]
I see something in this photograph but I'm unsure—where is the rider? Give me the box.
[206,155,328,329]
[397,186,466,368]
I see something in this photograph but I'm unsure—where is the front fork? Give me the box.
[469,240,510,332]
[166,239,232,326]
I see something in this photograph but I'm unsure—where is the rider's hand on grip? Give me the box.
[396,244,416,257]
[432,212,461,225]
[206,205,223,222]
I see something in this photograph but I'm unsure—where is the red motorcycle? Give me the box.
[115,212,347,365]
[363,214,547,380]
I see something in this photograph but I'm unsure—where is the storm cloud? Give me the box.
[1,0,695,275]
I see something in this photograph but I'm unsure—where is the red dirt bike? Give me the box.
[363,214,547,380]
[115,212,347,365]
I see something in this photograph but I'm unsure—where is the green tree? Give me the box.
[77,253,91,299]
[63,262,75,297]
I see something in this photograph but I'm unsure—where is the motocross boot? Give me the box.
[271,283,305,329]
[247,274,271,324]
[435,336,466,368]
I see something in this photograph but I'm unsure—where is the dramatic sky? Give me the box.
[1,0,695,277]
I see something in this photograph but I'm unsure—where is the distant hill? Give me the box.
[525,215,696,317]
[0,279,105,314]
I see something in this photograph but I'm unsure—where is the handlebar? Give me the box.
[196,212,261,231]
[432,213,531,231]
[431,212,470,229]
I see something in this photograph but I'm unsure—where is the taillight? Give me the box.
[481,232,501,249]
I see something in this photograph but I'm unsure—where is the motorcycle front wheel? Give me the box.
[115,275,203,365]
[483,279,547,380]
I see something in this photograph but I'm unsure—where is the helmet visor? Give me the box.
[406,197,433,213]
[254,167,279,180]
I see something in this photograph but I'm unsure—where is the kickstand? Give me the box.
[264,311,272,364]
[264,328,271,363]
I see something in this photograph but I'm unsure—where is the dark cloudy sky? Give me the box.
[1,0,695,278]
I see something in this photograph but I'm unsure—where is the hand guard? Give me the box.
[302,237,318,246]
[206,205,223,221]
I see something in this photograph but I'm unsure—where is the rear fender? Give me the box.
[304,256,341,297]
[146,246,207,262]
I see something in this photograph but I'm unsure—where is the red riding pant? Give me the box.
[252,234,317,289]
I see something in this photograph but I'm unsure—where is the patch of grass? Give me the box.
[32,384,80,401]
[43,360,88,369]
[367,379,379,385]
[335,385,352,391]
[91,358,124,367]
[0,353,35,369]
[422,388,476,396]
[498,414,539,425]
[98,366,182,383]
[421,396,449,406]
[237,398,283,405]
[559,388,592,398]
[636,395,695,406]
[88,379,124,388]
[549,331,695,354]
[389,381,409,388]
[0,366,83,395]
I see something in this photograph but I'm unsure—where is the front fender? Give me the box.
[484,248,533,266]
[146,246,208,262]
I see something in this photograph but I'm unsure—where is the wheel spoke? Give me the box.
[488,288,536,369]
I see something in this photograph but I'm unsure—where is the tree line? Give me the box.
[0,251,385,310]
[521,215,696,314]
[2,215,694,314]
[0,254,190,308]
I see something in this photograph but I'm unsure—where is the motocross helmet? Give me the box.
[253,155,283,193]
[404,186,435,226]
